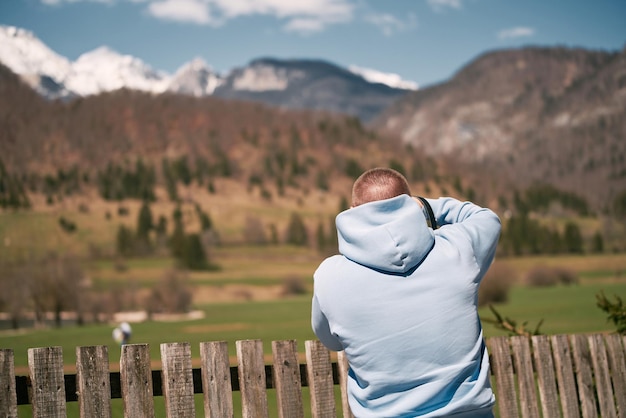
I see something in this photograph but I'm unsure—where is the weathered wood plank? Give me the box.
[236,339,269,418]
[305,340,336,418]
[337,350,354,418]
[604,334,626,418]
[0,348,18,418]
[530,336,560,418]
[272,340,304,418]
[200,341,233,418]
[488,337,519,418]
[160,342,195,418]
[76,345,111,418]
[120,344,154,418]
[550,335,580,418]
[570,334,598,418]
[587,334,617,418]
[510,336,540,418]
[28,346,67,418]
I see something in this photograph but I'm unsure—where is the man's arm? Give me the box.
[424,197,501,269]
[311,294,343,351]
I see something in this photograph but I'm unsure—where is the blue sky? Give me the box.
[1,0,625,88]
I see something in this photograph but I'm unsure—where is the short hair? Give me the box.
[351,167,411,207]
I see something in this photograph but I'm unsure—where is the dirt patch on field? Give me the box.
[192,284,286,304]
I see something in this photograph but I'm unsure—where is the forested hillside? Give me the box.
[1,56,624,258]
[371,47,626,212]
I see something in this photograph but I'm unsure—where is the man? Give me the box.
[311,167,501,417]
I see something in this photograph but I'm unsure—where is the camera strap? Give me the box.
[416,196,438,230]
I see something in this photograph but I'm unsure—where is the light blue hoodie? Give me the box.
[312,195,501,417]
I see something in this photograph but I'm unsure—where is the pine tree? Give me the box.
[564,221,584,254]
[591,231,604,253]
[316,221,326,252]
[116,224,135,257]
[169,206,186,258]
[285,212,308,246]
[181,233,208,270]
[136,202,153,241]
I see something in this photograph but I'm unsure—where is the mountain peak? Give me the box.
[1,25,35,39]
[169,57,222,96]
[68,45,169,95]
[0,24,72,78]
[348,65,418,90]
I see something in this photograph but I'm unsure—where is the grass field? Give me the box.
[2,251,626,418]
[2,275,625,370]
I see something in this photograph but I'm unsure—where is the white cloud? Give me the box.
[426,0,463,12]
[148,0,214,25]
[146,0,354,32]
[365,12,416,37]
[39,0,355,33]
[41,0,115,4]
[497,26,535,40]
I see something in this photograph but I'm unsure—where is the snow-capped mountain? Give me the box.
[0,24,416,120]
[0,25,171,99]
[212,58,412,121]
[168,58,223,96]
[348,65,418,90]
[67,46,170,96]
[0,25,74,99]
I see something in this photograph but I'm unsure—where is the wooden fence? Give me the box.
[1,333,625,417]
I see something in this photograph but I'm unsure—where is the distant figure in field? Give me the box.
[112,322,132,346]
[312,167,501,417]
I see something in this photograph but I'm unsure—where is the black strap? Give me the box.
[416,196,438,230]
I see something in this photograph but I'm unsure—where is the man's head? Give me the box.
[351,167,411,207]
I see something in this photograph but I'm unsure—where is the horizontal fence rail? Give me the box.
[1,333,625,417]
[1,339,352,418]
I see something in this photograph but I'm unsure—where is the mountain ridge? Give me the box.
[0,24,414,121]
[370,46,626,207]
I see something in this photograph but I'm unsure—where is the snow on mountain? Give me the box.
[67,46,170,96]
[0,25,74,98]
[167,58,223,96]
[0,25,71,81]
[348,65,418,90]
[0,23,417,105]
[231,62,306,92]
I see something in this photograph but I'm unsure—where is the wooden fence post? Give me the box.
[337,350,354,418]
[28,346,66,418]
[587,334,617,418]
[0,348,18,418]
[236,339,269,418]
[76,345,111,418]
[488,337,519,418]
[603,334,626,418]
[120,343,154,418]
[510,336,540,418]
[272,340,304,418]
[305,340,336,418]
[160,342,195,418]
[550,334,580,418]
[570,334,598,418]
[530,335,560,418]
[200,341,233,418]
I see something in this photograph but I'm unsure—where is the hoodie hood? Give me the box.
[336,194,435,273]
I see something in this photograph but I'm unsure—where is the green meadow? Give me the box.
[3,280,625,370]
[2,252,625,368]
